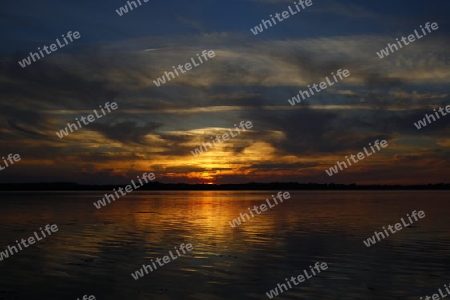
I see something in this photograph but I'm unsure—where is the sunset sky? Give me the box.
[0,0,449,185]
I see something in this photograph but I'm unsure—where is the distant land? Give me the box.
[0,182,449,191]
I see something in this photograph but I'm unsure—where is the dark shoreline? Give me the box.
[0,182,449,191]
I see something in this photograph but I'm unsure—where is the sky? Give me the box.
[0,0,449,185]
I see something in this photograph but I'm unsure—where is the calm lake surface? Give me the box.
[0,191,449,300]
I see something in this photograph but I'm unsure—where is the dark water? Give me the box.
[0,191,449,300]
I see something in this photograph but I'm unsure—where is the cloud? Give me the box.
[0,31,449,183]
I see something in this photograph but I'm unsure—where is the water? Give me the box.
[0,191,448,299]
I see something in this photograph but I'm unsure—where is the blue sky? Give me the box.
[1,0,449,52]
[0,0,449,184]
